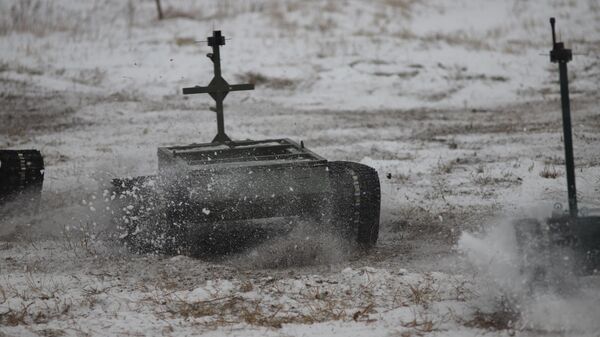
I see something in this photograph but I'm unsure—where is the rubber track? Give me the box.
[0,150,44,215]
[328,161,380,245]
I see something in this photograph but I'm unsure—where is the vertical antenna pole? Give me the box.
[209,31,227,142]
[559,61,578,217]
[550,17,557,45]
[549,17,577,217]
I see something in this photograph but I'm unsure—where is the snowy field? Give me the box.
[1,0,600,336]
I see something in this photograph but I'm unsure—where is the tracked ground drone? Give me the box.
[515,18,600,278]
[111,31,381,255]
[0,150,44,221]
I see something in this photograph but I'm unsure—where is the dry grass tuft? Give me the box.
[0,298,72,326]
[163,293,348,329]
[1,302,33,326]
[472,173,493,186]
[463,308,519,331]
[435,159,456,175]
[400,308,449,333]
[539,165,561,179]
[405,276,439,307]
[471,166,522,188]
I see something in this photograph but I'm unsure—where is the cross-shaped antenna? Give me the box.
[182,30,254,143]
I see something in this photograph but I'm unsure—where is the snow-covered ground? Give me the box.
[1,0,600,336]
